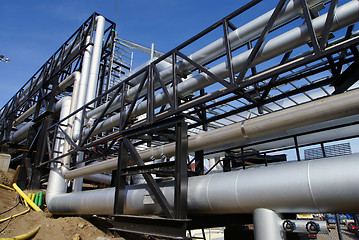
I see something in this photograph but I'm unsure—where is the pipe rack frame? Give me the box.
[42,2,359,239]
[47,0,359,173]
[0,13,118,189]
[110,116,189,239]
[1,0,359,239]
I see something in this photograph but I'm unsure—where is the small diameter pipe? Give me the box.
[34,193,39,206]
[12,183,42,212]
[0,208,30,223]
[0,183,14,191]
[38,192,43,207]
[48,154,359,215]
[75,0,359,141]
[63,87,359,179]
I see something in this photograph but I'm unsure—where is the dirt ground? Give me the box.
[0,170,125,240]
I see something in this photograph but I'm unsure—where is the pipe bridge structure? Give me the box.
[1,0,359,239]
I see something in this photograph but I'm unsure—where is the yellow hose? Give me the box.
[12,184,42,212]
[0,208,30,223]
[0,184,14,191]
[0,225,41,240]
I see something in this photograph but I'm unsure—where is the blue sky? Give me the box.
[1,1,358,156]
[0,0,278,108]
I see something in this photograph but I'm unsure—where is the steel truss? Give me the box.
[0,13,117,188]
[48,0,359,165]
[43,0,359,238]
[110,116,188,239]
[0,0,359,238]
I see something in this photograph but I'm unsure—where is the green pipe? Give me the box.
[38,192,43,207]
[34,193,39,206]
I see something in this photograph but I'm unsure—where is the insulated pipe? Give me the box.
[13,105,37,127]
[62,72,81,168]
[85,16,105,105]
[205,113,359,157]
[63,87,359,179]
[75,0,359,141]
[10,72,81,143]
[84,174,112,185]
[9,122,35,144]
[15,36,86,109]
[72,16,105,191]
[48,153,359,215]
[72,36,93,138]
[85,0,325,120]
[46,97,72,206]
[86,60,172,119]
[71,19,104,192]
[85,0,324,121]
[253,208,285,240]
[13,72,80,127]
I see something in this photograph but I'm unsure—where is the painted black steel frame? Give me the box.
[0,0,358,238]
[0,12,116,188]
[112,116,189,239]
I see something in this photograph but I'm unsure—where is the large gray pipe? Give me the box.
[84,0,325,121]
[74,0,359,141]
[63,87,359,179]
[85,0,325,121]
[9,72,81,144]
[46,97,72,206]
[48,153,359,215]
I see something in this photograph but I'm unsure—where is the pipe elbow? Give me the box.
[73,71,81,81]
[61,165,69,178]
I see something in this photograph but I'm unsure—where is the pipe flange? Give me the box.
[306,221,320,234]
[283,220,296,232]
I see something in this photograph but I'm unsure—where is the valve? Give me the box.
[306,221,320,234]
[283,220,296,232]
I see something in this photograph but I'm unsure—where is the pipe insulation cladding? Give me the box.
[9,72,81,143]
[85,0,325,120]
[47,153,359,215]
[63,87,359,179]
[74,0,359,141]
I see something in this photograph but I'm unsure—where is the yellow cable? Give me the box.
[0,225,41,240]
[0,184,14,191]
[0,208,30,223]
[12,184,42,212]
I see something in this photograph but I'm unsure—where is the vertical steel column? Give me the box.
[195,150,204,175]
[114,139,128,214]
[223,151,231,172]
[174,120,188,219]
[335,214,344,240]
[147,64,155,124]
[294,136,301,161]
[241,147,245,170]
[253,208,285,240]
[320,143,326,158]
[30,117,53,189]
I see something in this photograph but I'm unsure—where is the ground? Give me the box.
[1,169,358,240]
[0,170,125,240]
